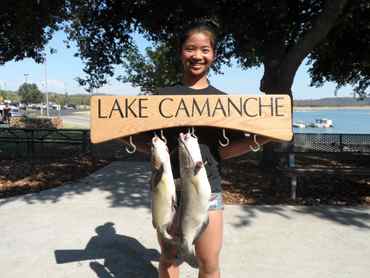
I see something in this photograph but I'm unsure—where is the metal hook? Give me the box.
[187,127,197,138]
[249,134,261,152]
[219,129,230,147]
[160,129,167,144]
[191,127,197,138]
[125,136,136,154]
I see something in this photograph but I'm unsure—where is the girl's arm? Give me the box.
[218,135,272,160]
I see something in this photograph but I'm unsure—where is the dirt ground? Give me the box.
[1,150,369,205]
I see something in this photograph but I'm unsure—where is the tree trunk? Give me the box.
[259,61,295,168]
[257,0,349,168]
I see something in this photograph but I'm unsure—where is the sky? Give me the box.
[0,31,354,100]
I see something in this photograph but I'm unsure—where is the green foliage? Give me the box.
[0,0,66,64]
[1,1,369,97]
[308,1,370,99]
[119,43,183,94]
[63,0,369,96]
[17,83,43,104]
[0,90,19,102]
[68,94,90,106]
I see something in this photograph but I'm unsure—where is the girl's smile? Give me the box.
[181,32,215,84]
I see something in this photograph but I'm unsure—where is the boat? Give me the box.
[308,118,333,128]
[293,121,306,128]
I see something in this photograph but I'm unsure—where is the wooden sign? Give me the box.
[90,95,292,143]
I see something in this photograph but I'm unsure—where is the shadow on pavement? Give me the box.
[231,205,370,229]
[293,206,370,229]
[55,222,159,278]
[231,205,292,227]
[2,159,370,230]
[0,161,152,209]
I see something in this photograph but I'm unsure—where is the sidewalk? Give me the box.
[1,161,370,278]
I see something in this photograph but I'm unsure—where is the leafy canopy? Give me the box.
[0,0,65,64]
[17,83,43,104]
[1,0,369,97]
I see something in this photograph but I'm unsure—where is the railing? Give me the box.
[0,127,90,158]
[2,128,370,159]
[274,133,370,153]
[274,133,370,200]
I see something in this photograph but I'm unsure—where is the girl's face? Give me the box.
[181,32,215,80]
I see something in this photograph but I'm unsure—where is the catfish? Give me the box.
[177,131,212,268]
[150,135,177,247]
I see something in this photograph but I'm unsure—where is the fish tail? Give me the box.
[162,229,175,242]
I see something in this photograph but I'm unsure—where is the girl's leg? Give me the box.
[158,257,179,278]
[157,198,182,278]
[157,233,180,278]
[195,210,224,278]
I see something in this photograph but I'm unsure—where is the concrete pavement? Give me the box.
[1,161,370,278]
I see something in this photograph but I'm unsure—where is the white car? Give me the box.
[10,106,25,117]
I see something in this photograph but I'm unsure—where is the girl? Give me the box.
[124,22,271,278]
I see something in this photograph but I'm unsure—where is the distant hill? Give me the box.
[0,89,90,106]
[294,97,370,107]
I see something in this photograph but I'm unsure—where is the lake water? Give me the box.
[293,108,370,134]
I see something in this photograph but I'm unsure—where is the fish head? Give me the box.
[151,135,170,170]
[178,131,203,171]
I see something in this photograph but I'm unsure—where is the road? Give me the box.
[60,110,90,128]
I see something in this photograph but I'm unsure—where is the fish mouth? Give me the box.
[178,133,195,169]
[152,135,169,153]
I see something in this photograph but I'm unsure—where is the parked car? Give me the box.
[63,104,77,110]
[10,106,25,117]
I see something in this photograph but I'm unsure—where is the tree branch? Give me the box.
[285,0,349,69]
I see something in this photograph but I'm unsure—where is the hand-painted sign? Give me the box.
[90,95,292,143]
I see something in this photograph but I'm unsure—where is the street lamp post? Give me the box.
[44,58,49,117]
[24,73,29,83]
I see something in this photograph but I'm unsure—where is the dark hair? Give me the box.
[179,20,218,51]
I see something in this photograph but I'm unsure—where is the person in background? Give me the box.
[3,103,11,125]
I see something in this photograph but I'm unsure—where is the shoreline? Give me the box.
[294,105,370,111]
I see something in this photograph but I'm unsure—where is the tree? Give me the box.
[62,0,369,99]
[17,83,43,104]
[0,90,19,103]
[308,2,370,99]
[0,0,65,64]
[2,1,368,97]
[118,43,183,94]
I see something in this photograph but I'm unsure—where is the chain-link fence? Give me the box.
[0,128,90,159]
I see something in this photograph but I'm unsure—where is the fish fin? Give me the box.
[172,195,177,211]
[161,227,175,243]
[150,164,164,190]
[193,217,210,242]
[193,161,203,176]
